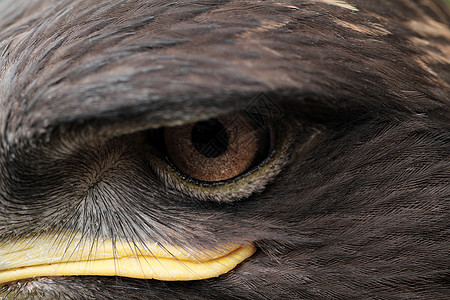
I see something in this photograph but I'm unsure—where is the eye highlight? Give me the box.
[164,115,272,182]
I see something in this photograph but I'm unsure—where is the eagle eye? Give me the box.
[163,114,275,182]
[139,112,301,202]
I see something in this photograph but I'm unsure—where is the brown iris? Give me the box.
[164,115,266,182]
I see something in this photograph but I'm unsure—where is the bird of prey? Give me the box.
[0,0,449,299]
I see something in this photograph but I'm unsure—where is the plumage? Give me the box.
[0,0,449,299]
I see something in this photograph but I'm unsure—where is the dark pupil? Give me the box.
[191,119,229,158]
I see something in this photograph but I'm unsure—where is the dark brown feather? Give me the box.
[0,0,449,299]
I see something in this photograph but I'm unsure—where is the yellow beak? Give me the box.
[0,232,255,285]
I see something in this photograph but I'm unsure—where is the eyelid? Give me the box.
[139,114,304,202]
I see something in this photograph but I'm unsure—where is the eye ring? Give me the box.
[140,114,301,202]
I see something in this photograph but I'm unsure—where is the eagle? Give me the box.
[0,0,449,299]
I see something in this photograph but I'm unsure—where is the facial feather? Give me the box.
[0,0,449,299]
